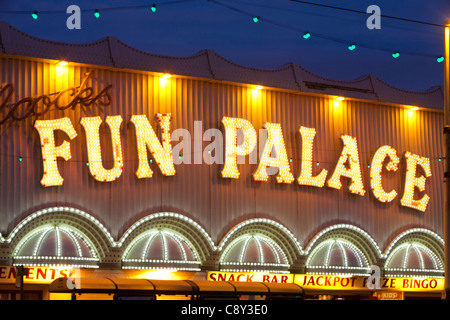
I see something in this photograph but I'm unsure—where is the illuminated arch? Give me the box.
[219,233,290,273]
[7,206,114,262]
[304,224,381,276]
[122,229,201,271]
[218,218,302,271]
[305,239,370,276]
[13,224,99,268]
[384,228,444,277]
[305,224,382,258]
[118,212,215,265]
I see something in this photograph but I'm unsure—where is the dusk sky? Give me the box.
[1,0,450,92]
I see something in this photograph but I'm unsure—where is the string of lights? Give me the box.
[0,0,198,16]
[0,2,446,178]
[0,0,445,62]
[2,144,444,165]
[3,152,445,164]
[226,0,444,37]
[209,0,444,61]
[286,0,445,28]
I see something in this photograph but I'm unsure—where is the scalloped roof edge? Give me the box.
[0,21,444,110]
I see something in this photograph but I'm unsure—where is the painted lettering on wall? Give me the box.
[0,72,111,125]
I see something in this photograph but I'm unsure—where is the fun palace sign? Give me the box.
[1,73,432,212]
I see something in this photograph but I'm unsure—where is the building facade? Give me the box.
[0,21,446,300]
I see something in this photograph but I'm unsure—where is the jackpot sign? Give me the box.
[208,272,444,293]
[1,76,432,212]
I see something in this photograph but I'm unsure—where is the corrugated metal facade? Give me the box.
[0,55,444,262]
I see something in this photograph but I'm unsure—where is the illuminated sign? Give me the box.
[31,114,431,212]
[34,117,77,186]
[373,291,404,300]
[1,77,433,212]
[207,271,293,283]
[130,114,176,178]
[221,117,257,179]
[80,116,124,182]
[327,135,365,196]
[400,152,432,212]
[370,145,400,203]
[207,272,444,293]
[297,127,327,188]
[253,122,294,184]
[294,274,443,292]
[0,266,74,284]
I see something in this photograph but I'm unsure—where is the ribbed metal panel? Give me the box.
[0,57,444,253]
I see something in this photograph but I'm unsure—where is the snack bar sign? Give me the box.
[207,272,444,293]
